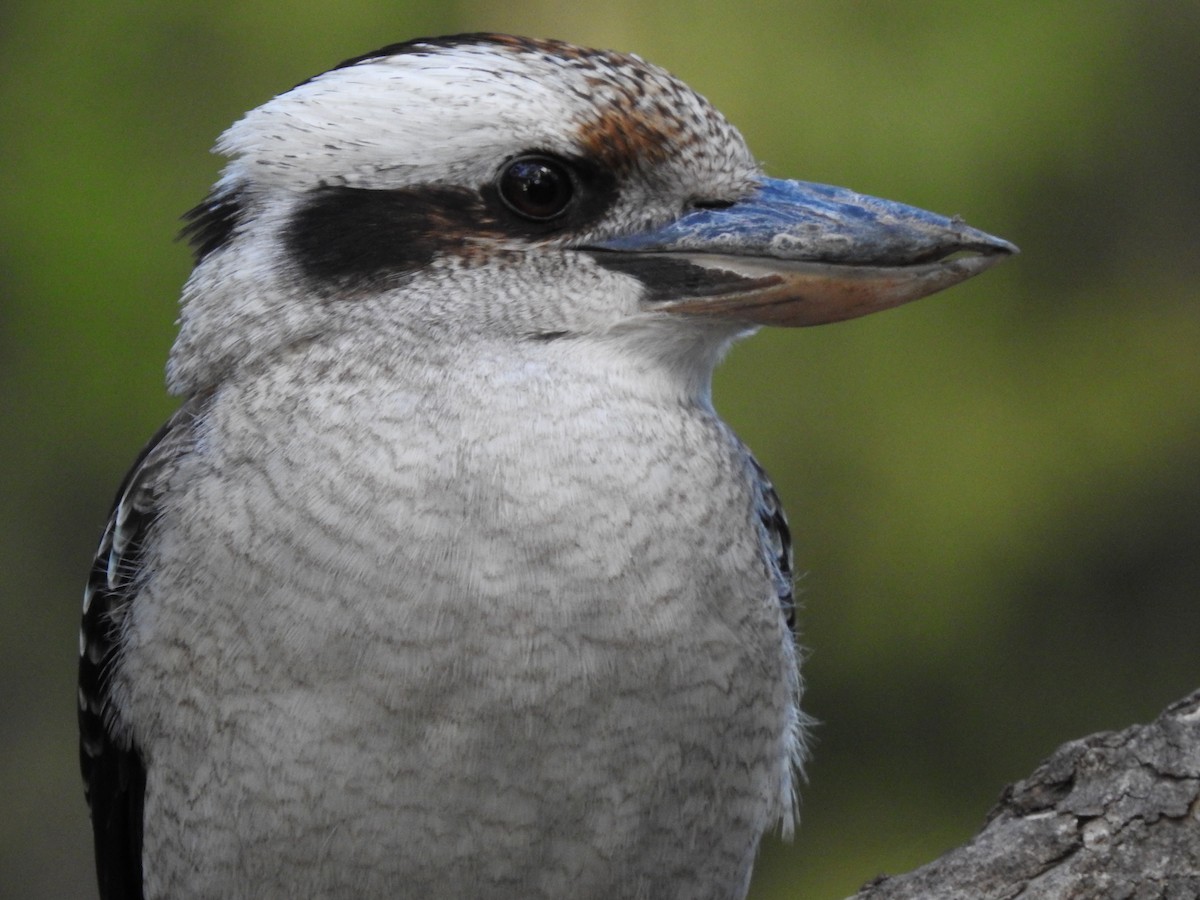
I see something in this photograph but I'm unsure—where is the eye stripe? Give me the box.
[285,184,479,287]
[285,159,619,289]
[180,185,249,263]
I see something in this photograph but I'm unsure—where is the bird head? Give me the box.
[168,34,1015,395]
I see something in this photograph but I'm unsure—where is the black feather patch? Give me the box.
[753,461,796,632]
[180,185,249,263]
[80,394,210,900]
[587,252,768,304]
[285,166,617,290]
[285,184,485,287]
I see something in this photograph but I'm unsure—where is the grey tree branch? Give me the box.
[847,689,1200,899]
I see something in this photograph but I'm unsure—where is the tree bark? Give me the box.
[848,689,1200,899]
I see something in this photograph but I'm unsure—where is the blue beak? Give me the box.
[588,177,1017,326]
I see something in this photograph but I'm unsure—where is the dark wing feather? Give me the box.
[78,395,208,900]
[746,455,796,632]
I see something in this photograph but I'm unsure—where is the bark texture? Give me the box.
[848,689,1200,900]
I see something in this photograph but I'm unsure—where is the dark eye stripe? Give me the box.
[283,157,618,289]
[285,184,481,287]
[180,185,250,263]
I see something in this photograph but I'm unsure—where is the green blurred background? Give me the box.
[3,2,1198,897]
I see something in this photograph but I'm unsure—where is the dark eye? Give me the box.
[497,155,575,221]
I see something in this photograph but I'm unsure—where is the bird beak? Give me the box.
[587,177,1017,326]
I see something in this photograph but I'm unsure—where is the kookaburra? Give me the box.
[78,34,1015,900]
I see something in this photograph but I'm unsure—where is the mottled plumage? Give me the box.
[80,34,1013,900]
